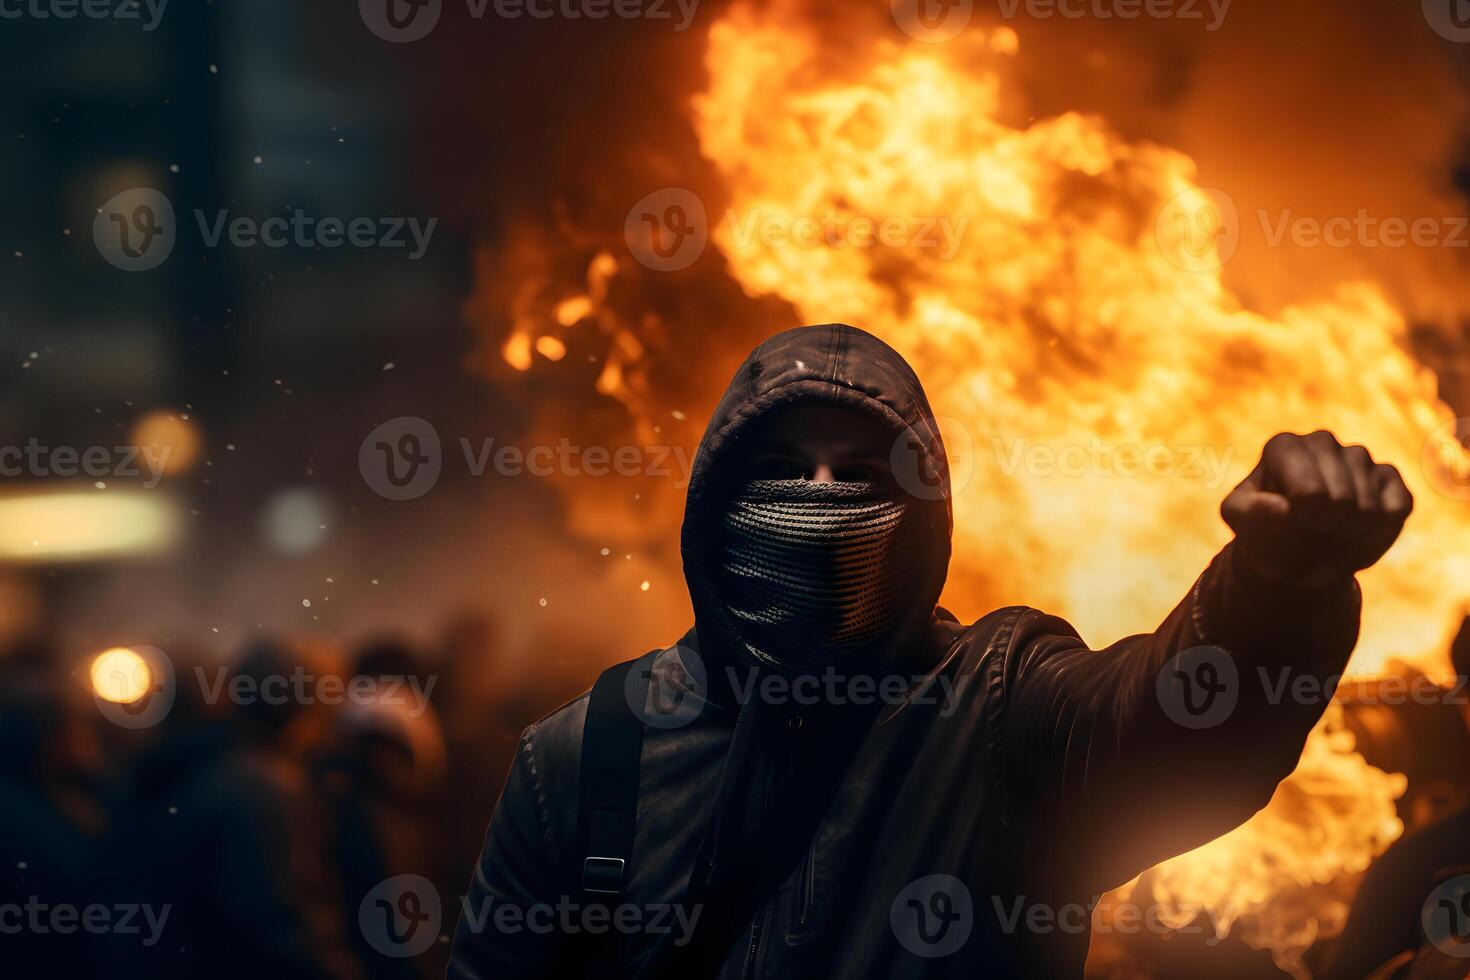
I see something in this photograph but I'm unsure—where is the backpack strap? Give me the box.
[575,649,657,970]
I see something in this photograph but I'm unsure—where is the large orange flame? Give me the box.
[686,2,1467,972]
[478,2,1470,972]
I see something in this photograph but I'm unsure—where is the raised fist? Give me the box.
[1221,431,1413,587]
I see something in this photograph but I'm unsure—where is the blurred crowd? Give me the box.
[0,613,572,979]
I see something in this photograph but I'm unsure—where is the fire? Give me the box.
[688,3,1467,971]
[1114,704,1407,970]
[474,0,1470,971]
[692,2,1470,678]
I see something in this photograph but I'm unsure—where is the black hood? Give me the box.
[680,323,953,674]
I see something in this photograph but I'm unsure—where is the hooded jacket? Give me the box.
[448,323,1361,978]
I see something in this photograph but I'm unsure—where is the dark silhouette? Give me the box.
[98,642,356,980]
[1327,615,1470,979]
[0,659,105,977]
[315,637,445,980]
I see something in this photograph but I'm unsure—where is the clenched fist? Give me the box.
[1221,431,1413,587]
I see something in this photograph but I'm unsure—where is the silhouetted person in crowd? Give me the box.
[101,641,357,980]
[430,611,570,919]
[315,637,445,980]
[0,659,104,976]
[448,323,1413,978]
[1327,615,1470,979]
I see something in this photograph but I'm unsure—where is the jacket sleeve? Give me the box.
[999,541,1362,890]
[1322,837,1423,980]
[447,726,570,980]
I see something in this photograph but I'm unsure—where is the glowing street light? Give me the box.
[90,647,153,704]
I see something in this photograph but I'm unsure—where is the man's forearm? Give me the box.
[1001,541,1362,888]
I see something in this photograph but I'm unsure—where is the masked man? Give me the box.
[448,323,1412,978]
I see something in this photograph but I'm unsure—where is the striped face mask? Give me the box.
[718,479,922,671]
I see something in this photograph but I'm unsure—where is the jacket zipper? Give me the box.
[789,711,816,937]
[743,711,806,978]
[743,901,772,980]
[792,842,816,935]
